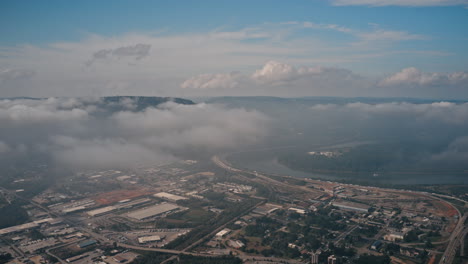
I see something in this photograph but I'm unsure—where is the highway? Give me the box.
[334,224,359,244]
[212,155,319,195]
[439,214,467,264]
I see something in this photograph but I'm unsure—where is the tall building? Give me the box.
[328,255,337,264]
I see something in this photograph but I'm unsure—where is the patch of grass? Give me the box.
[167,209,214,225]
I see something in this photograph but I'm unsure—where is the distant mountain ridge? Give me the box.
[101,96,195,111]
[204,96,468,105]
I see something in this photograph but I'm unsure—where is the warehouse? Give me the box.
[86,206,116,217]
[154,192,187,202]
[138,235,163,244]
[78,239,97,248]
[127,203,180,220]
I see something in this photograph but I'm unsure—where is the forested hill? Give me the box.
[102,96,195,111]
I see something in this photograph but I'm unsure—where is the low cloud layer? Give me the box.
[0,97,268,170]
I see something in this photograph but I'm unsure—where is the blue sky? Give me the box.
[0,0,467,98]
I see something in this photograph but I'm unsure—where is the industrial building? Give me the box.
[127,203,180,220]
[154,192,187,202]
[384,232,404,242]
[288,207,306,215]
[0,218,56,236]
[78,239,97,248]
[215,228,231,238]
[371,240,383,251]
[138,235,163,244]
[332,202,369,213]
[116,198,152,209]
[86,206,116,217]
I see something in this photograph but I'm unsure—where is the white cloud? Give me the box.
[330,0,468,6]
[180,61,468,98]
[0,68,35,82]
[357,29,426,42]
[181,72,244,89]
[86,43,151,66]
[0,21,440,97]
[252,61,299,84]
[298,21,427,44]
[181,61,368,97]
[380,67,468,86]
[251,60,361,85]
[112,102,268,150]
[0,98,90,124]
[0,97,269,169]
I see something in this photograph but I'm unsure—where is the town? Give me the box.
[0,155,466,264]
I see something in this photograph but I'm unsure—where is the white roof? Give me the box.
[154,192,187,201]
[87,206,116,216]
[0,218,55,235]
[215,228,231,237]
[289,207,306,214]
[138,235,161,243]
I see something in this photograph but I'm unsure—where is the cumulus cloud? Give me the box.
[181,61,368,96]
[380,67,468,86]
[251,60,363,86]
[0,97,268,170]
[86,43,151,66]
[251,61,299,84]
[330,0,468,6]
[180,61,468,97]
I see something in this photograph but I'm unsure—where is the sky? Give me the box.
[1,0,467,98]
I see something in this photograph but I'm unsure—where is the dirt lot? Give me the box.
[93,188,154,205]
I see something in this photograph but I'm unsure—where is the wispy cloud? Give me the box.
[86,43,151,66]
[330,0,468,7]
[0,22,446,98]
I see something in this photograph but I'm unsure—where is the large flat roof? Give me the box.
[86,206,116,216]
[138,235,161,243]
[0,218,55,235]
[154,192,187,201]
[127,203,179,220]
